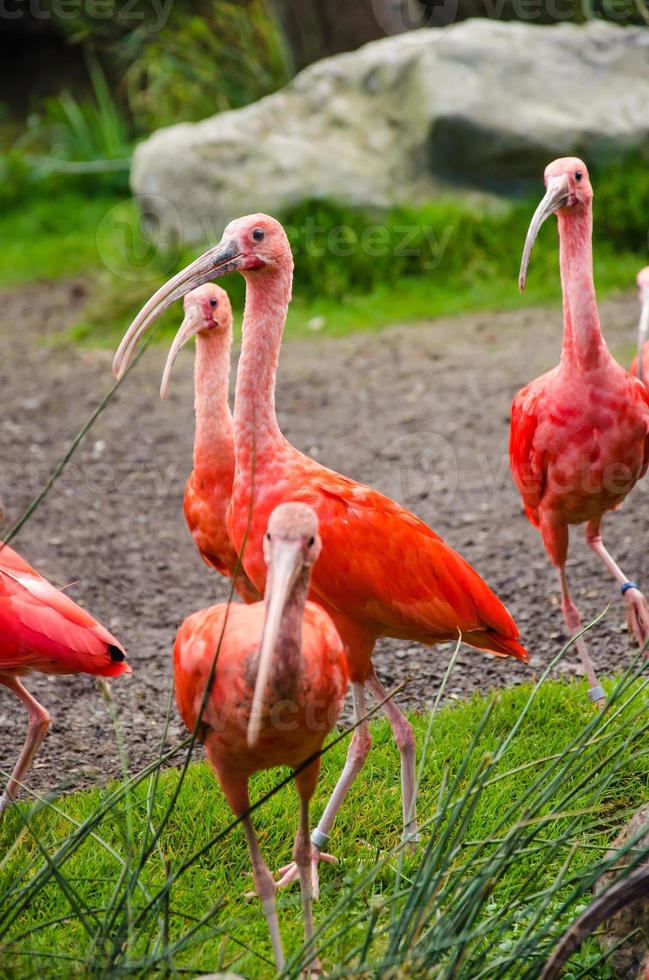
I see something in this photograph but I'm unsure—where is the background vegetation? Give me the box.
[0,151,647,347]
[1,2,647,347]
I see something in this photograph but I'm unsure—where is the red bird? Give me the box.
[0,544,129,811]
[161,284,259,603]
[114,213,528,880]
[511,158,649,701]
[629,266,649,386]
[173,503,347,972]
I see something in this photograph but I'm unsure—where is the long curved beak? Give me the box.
[247,541,302,749]
[519,176,571,292]
[112,239,241,380]
[160,307,205,400]
[636,291,649,384]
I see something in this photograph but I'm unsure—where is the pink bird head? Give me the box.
[543,157,593,210]
[219,213,294,277]
[160,283,232,400]
[520,156,592,292]
[263,502,322,570]
[114,214,293,381]
[183,283,231,331]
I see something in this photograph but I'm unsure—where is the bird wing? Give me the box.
[628,373,649,481]
[300,602,349,709]
[293,470,526,659]
[0,544,128,677]
[509,382,546,526]
[174,604,264,737]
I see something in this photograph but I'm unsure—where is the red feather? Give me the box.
[0,544,129,678]
[229,453,528,679]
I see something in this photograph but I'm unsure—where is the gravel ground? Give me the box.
[0,279,645,796]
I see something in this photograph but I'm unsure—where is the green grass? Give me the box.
[1,663,648,978]
[18,60,132,180]
[0,192,123,285]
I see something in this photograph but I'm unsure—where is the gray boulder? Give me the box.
[131,19,649,245]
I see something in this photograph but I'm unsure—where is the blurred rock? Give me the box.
[596,803,649,979]
[131,20,649,245]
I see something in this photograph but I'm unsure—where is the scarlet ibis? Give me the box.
[161,283,259,603]
[173,502,347,972]
[513,158,649,700]
[114,213,528,881]
[0,544,129,811]
[629,266,649,386]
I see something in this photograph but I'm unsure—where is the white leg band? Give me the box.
[588,685,606,703]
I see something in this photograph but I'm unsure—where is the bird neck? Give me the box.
[234,265,293,466]
[557,204,607,372]
[264,569,310,676]
[193,329,234,473]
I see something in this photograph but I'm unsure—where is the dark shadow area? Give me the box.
[0,15,87,122]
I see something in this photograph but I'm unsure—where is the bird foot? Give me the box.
[624,587,649,653]
[274,846,338,901]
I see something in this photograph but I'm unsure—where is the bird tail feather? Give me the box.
[467,629,529,663]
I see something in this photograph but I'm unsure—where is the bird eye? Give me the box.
[252,228,265,242]
[308,536,315,547]
[575,171,583,182]
[266,532,271,541]
[209,298,218,308]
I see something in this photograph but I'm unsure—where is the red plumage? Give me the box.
[0,542,129,812]
[114,210,529,870]
[229,461,528,673]
[0,544,128,678]
[510,157,649,697]
[173,503,346,970]
[175,601,346,794]
[511,363,649,556]
[163,284,260,603]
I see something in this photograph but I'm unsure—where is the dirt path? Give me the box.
[0,280,645,794]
